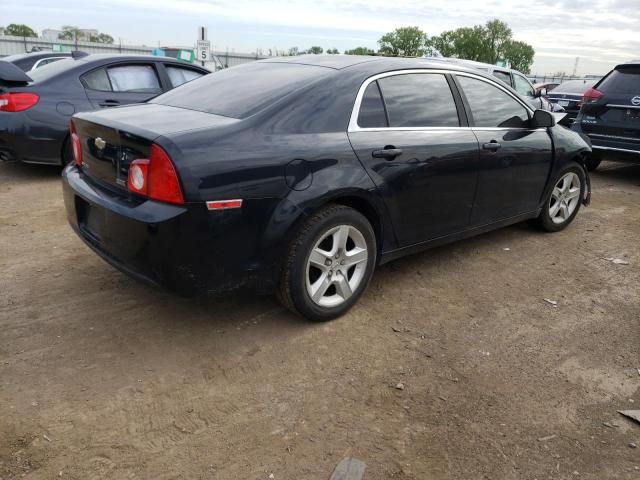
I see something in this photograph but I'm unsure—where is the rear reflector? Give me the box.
[126,144,184,205]
[0,92,39,112]
[206,199,243,210]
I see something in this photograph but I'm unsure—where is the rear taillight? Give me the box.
[582,87,604,104]
[0,92,39,112]
[69,120,82,167]
[127,144,184,205]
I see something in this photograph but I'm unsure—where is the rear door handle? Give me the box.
[372,148,403,160]
[482,142,501,151]
[99,100,120,107]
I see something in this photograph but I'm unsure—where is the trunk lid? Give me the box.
[73,103,239,192]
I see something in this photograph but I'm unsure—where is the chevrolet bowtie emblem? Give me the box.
[94,137,106,150]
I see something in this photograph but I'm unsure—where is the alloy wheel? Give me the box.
[549,172,581,224]
[305,224,369,308]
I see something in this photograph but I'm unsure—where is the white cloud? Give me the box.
[4,0,638,74]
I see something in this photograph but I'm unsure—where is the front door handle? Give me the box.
[99,99,120,107]
[372,148,403,160]
[482,141,501,151]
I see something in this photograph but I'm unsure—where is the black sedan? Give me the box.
[547,79,597,122]
[0,54,209,165]
[62,55,592,321]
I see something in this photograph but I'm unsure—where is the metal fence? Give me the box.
[528,74,602,84]
[0,35,269,68]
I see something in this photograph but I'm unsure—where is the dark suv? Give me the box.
[572,61,640,170]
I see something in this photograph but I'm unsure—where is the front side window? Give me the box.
[107,65,161,93]
[357,81,387,128]
[457,76,530,128]
[513,73,535,97]
[377,73,459,128]
[166,66,204,88]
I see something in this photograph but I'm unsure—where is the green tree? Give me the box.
[378,26,427,57]
[426,26,485,60]
[5,23,37,37]
[426,19,535,73]
[91,33,114,44]
[503,40,535,74]
[307,46,323,54]
[288,46,300,56]
[327,48,339,54]
[345,46,375,55]
[58,25,82,41]
[484,19,512,64]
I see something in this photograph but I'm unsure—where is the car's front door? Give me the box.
[348,71,480,247]
[82,63,163,109]
[454,74,553,225]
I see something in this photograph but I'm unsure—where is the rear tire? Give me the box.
[533,164,585,232]
[278,204,377,322]
[585,153,602,172]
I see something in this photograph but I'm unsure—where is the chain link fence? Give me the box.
[0,35,269,68]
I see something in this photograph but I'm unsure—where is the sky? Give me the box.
[2,0,638,75]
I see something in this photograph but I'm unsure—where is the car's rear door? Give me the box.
[82,63,163,109]
[580,65,640,151]
[348,71,480,246]
[453,73,553,225]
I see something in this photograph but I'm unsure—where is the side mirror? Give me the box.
[532,109,556,128]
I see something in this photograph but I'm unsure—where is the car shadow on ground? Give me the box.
[594,160,640,184]
[0,160,63,181]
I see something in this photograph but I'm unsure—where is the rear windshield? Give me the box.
[28,58,75,82]
[598,66,640,94]
[150,62,332,119]
[553,80,595,94]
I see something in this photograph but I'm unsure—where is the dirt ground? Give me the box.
[1,159,639,480]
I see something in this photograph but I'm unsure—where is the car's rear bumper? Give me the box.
[572,123,640,160]
[0,111,65,164]
[62,165,281,295]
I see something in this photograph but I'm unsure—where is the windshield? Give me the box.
[151,61,332,119]
[597,66,640,95]
[28,58,75,82]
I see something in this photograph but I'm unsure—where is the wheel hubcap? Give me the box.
[305,225,368,308]
[549,172,581,224]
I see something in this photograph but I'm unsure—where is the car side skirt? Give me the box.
[379,210,541,265]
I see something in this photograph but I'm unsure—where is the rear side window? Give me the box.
[457,76,529,128]
[166,66,204,87]
[82,68,111,91]
[107,65,161,93]
[152,62,332,119]
[357,81,387,128]
[492,70,511,86]
[598,66,640,94]
[377,73,459,128]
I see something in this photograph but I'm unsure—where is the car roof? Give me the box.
[257,54,491,76]
[2,51,71,62]
[73,53,195,65]
[615,60,640,69]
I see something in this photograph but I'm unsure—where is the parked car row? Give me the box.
[0,53,209,164]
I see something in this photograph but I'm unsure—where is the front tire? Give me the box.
[278,204,377,321]
[533,164,585,232]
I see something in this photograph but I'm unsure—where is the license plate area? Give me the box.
[75,196,103,241]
